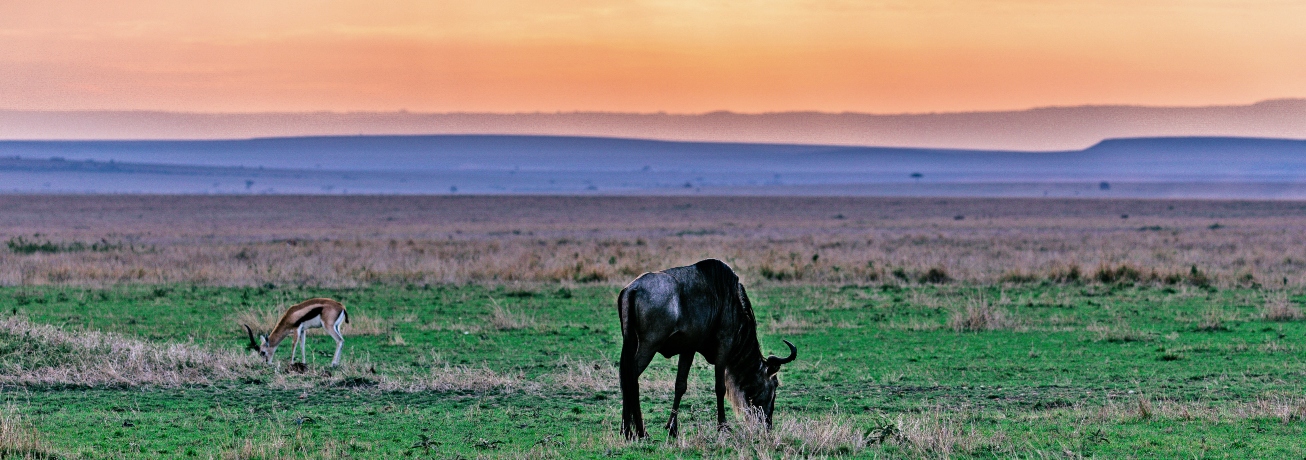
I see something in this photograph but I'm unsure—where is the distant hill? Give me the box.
[2,135,1305,197]
[2,99,1304,151]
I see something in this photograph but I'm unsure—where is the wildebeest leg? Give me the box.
[620,339,656,440]
[715,363,728,432]
[665,352,694,438]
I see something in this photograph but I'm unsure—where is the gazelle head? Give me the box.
[243,324,277,364]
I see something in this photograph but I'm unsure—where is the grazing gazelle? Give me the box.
[243,298,349,367]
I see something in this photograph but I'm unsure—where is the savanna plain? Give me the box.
[3,195,1306,459]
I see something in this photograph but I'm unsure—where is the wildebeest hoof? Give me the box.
[665,418,679,438]
[288,363,308,373]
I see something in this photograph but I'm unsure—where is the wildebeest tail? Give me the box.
[617,286,638,337]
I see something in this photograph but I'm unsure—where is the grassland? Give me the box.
[4,195,1306,287]
[3,196,1306,458]
[4,283,1306,458]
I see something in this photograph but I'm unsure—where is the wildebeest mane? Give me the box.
[693,260,768,407]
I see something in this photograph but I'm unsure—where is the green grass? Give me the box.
[3,282,1306,458]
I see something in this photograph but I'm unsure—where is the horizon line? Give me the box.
[3,98,1303,118]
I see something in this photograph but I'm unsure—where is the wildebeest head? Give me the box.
[738,340,797,427]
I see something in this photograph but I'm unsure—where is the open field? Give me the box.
[3,284,1306,458]
[4,195,1306,287]
[3,196,1306,458]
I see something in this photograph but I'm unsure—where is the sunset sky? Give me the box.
[1,1,1304,114]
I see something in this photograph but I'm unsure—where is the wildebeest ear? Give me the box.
[765,340,798,376]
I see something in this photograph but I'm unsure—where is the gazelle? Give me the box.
[243,298,349,367]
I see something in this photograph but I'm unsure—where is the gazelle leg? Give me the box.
[329,315,345,367]
[299,327,308,364]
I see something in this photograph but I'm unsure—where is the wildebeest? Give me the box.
[618,259,797,439]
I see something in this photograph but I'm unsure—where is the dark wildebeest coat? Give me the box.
[618,259,796,439]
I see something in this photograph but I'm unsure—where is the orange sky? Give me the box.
[1,1,1304,113]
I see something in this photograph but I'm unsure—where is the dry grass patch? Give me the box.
[11,196,1306,288]
[1262,340,1295,353]
[666,410,868,459]
[1261,292,1303,321]
[888,411,993,457]
[0,316,258,386]
[768,315,817,335]
[948,297,1016,332]
[1084,397,1306,424]
[1087,322,1155,343]
[219,418,358,459]
[230,304,284,336]
[884,320,943,332]
[263,358,529,394]
[1195,308,1230,332]
[0,406,57,460]
[549,355,617,392]
[379,365,529,394]
[486,299,536,331]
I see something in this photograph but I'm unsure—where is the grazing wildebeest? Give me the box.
[618,259,797,439]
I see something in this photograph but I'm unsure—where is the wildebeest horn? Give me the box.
[242,324,259,350]
[767,340,798,368]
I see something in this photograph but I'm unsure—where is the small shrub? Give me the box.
[5,236,61,254]
[918,267,950,284]
[1186,265,1211,288]
[1094,264,1141,284]
[998,270,1039,284]
[573,269,605,283]
[1047,264,1082,283]
[759,265,792,281]
[6,235,126,254]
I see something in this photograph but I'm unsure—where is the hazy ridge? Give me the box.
[2,134,1305,197]
[2,99,1305,151]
